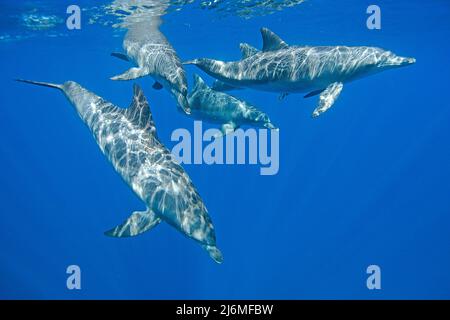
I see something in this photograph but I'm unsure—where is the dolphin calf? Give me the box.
[111,16,191,114]
[16,79,222,263]
[188,74,277,135]
[184,28,416,117]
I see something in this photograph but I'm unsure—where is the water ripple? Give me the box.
[0,0,306,42]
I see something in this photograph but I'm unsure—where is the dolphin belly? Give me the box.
[242,79,319,93]
[98,120,217,247]
[213,75,323,94]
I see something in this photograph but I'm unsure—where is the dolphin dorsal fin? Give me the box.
[240,43,259,59]
[260,27,289,51]
[126,84,157,136]
[193,74,209,91]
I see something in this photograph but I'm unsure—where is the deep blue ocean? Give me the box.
[1,0,450,299]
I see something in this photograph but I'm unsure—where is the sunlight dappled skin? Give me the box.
[109,0,190,114]
[16,79,223,263]
[188,74,277,135]
[184,28,416,117]
[67,82,222,263]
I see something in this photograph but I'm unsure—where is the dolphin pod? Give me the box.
[184,27,416,117]
[16,79,223,264]
[17,13,415,264]
[188,74,277,135]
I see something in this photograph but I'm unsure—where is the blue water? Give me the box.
[1,0,450,299]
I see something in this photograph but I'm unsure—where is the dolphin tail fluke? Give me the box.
[203,244,223,264]
[104,209,161,238]
[15,79,63,90]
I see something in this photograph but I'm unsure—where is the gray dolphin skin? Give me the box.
[16,79,223,263]
[111,16,191,114]
[184,27,416,117]
[188,74,277,135]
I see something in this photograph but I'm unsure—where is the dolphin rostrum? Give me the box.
[188,74,277,135]
[184,28,416,117]
[16,79,222,263]
[111,16,191,114]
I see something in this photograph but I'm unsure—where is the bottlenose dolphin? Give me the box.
[16,79,222,263]
[111,16,191,114]
[184,28,416,117]
[188,74,277,135]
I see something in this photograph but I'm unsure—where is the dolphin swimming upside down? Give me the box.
[16,79,222,263]
[111,17,191,114]
[184,27,416,117]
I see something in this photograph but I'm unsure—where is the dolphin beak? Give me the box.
[401,57,416,66]
[390,56,416,68]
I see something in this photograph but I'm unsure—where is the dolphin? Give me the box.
[111,16,191,114]
[184,28,416,117]
[16,79,222,263]
[188,74,277,135]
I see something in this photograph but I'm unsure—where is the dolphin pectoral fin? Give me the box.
[111,52,130,62]
[104,209,161,238]
[152,81,163,90]
[304,89,325,99]
[111,67,149,81]
[202,244,223,264]
[312,82,344,118]
[278,93,289,100]
[212,80,241,92]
